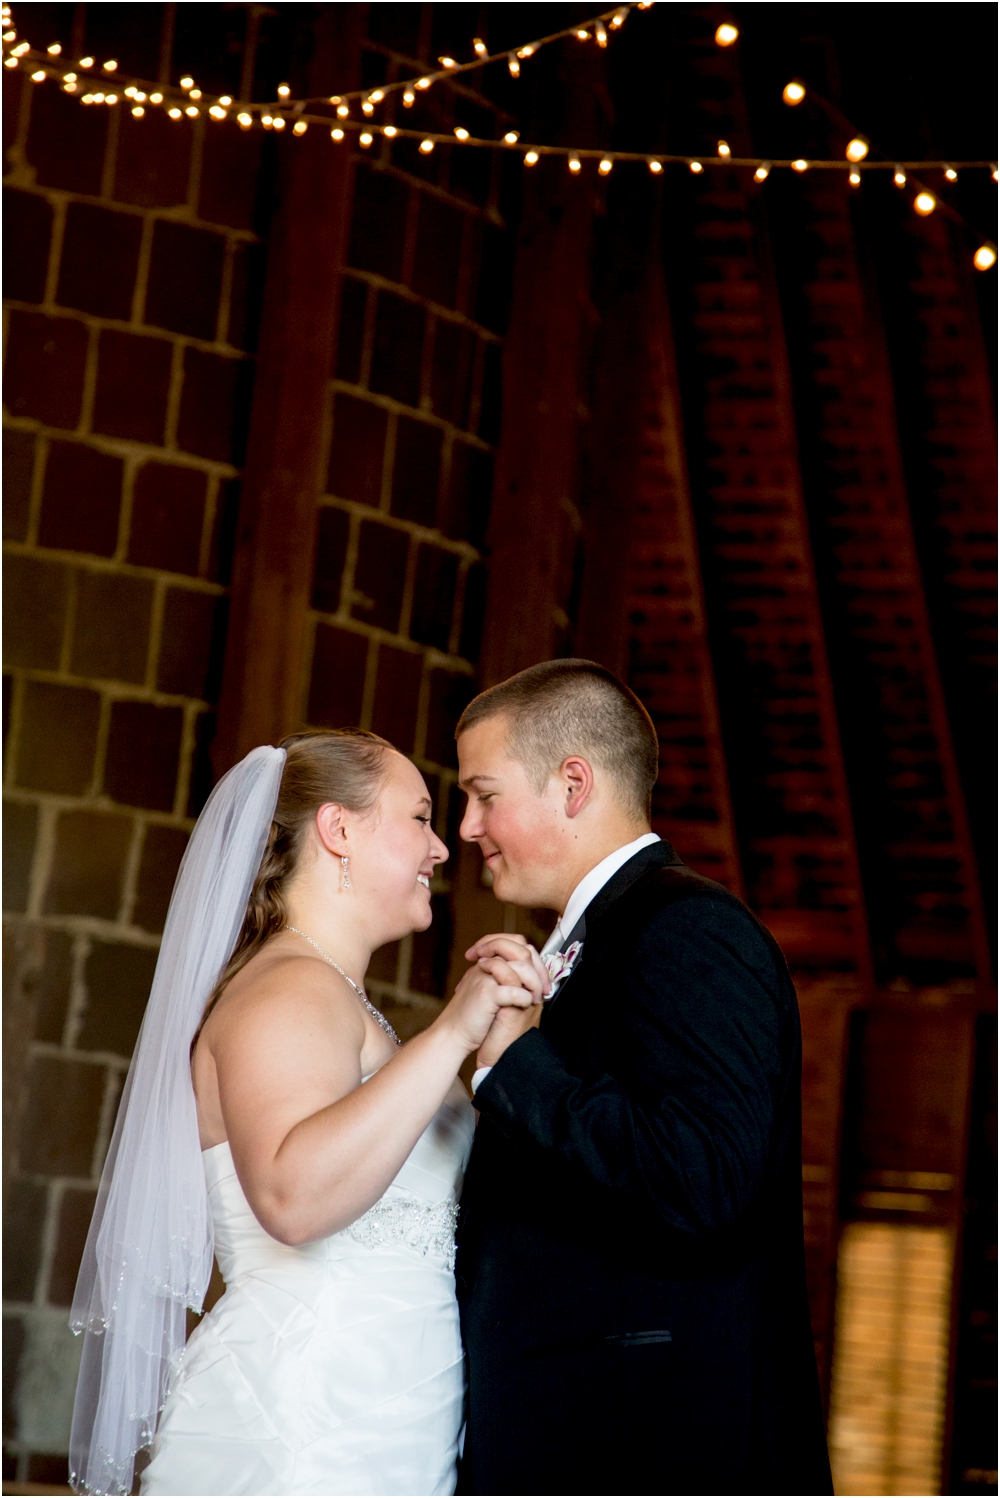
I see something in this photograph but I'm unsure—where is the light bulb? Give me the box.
[715,23,738,45]
[261,114,273,127]
[79,56,94,67]
[179,75,194,89]
[185,105,199,117]
[383,125,397,137]
[595,22,608,47]
[508,54,520,75]
[46,42,60,54]
[337,103,349,117]
[30,69,45,82]
[576,28,590,40]
[524,150,539,165]
[610,8,629,27]
[416,77,430,89]
[473,39,487,56]
[504,130,519,144]
[238,112,252,127]
[277,83,290,97]
[105,93,117,104]
[993,165,998,182]
[369,90,384,102]
[131,105,144,117]
[63,80,76,91]
[914,192,936,215]
[845,137,868,162]
[419,138,434,154]
[848,170,860,186]
[189,88,202,99]
[219,95,231,106]
[149,91,162,103]
[648,159,662,173]
[599,158,613,175]
[568,157,581,173]
[359,131,373,147]
[893,169,906,186]
[402,90,414,106]
[293,119,307,134]
[717,140,730,157]
[454,126,469,140]
[362,101,374,115]
[168,106,182,118]
[271,116,284,130]
[439,55,457,68]
[792,158,808,172]
[973,245,997,270]
[92,91,104,102]
[754,163,770,181]
[944,166,957,181]
[329,95,341,105]
[331,127,344,140]
[689,160,703,173]
[11,40,28,54]
[209,104,226,119]
[3,56,17,68]
[103,58,117,71]
[517,45,535,58]
[783,81,805,105]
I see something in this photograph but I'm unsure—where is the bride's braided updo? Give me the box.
[199,728,394,1033]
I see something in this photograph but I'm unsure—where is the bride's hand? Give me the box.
[440,953,544,1055]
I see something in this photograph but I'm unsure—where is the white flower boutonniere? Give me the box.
[542,941,583,992]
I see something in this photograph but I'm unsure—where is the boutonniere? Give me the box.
[542,941,583,991]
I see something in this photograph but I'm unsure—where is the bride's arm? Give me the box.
[203,951,540,1246]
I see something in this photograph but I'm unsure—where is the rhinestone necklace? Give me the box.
[285,926,400,1045]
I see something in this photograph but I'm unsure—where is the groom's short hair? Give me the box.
[456,659,659,819]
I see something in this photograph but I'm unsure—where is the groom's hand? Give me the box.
[466,935,551,998]
[476,1000,541,1067]
[465,937,548,1068]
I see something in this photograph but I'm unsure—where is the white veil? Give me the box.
[69,745,287,1495]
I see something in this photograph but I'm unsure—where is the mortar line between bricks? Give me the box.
[25,801,59,921]
[144,573,167,692]
[163,337,186,450]
[197,470,221,580]
[4,911,168,947]
[58,567,80,676]
[91,1065,124,1183]
[24,430,49,549]
[339,269,503,343]
[173,701,198,819]
[0,661,217,711]
[89,691,114,801]
[115,454,138,564]
[62,932,92,1051]
[2,674,26,791]
[312,499,480,560]
[33,1180,64,1310]
[42,195,68,309]
[2,297,259,361]
[306,612,476,673]
[118,815,146,928]
[397,532,419,641]
[2,413,242,478]
[77,322,100,436]
[131,214,156,328]
[4,541,229,597]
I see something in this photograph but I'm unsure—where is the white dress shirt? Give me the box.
[471,832,661,1094]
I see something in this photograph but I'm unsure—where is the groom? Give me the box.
[453,660,832,1496]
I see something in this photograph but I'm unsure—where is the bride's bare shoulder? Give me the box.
[203,944,364,1049]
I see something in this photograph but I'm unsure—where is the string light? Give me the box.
[845,137,868,162]
[185,104,198,117]
[944,166,957,181]
[717,140,730,157]
[271,116,285,131]
[188,88,201,99]
[416,77,431,89]
[473,38,487,56]
[973,245,997,270]
[439,55,457,68]
[848,170,861,186]
[219,95,231,106]
[102,58,117,71]
[3,54,15,66]
[569,156,582,172]
[914,191,936,215]
[599,157,613,174]
[359,131,373,147]
[361,101,374,115]
[277,83,290,97]
[179,75,194,88]
[689,160,703,173]
[29,67,43,80]
[237,111,252,128]
[402,90,415,107]
[792,158,808,172]
[648,159,662,173]
[993,165,998,182]
[715,23,739,46]
[336,103,349,117]
[595,21,608,46]
[419,138,434,154]
[504,130,519,144]
[576,28,590,40]
[454,126,469,140]
[131,105,144,117]
[149,91,161,103]
[783,81,806,105]
[610,8,629,27]
[517,44,536,58]
[79,56,93,67]
[208,103,226,119]
[383,125,397,138]
[105,93,117,104]
[508,53,520,76]
[167,106,181,118]
[330,126,344,140]
[754,162,770,181]
[46,41,59,54]
[894,169,906,186]
[369,89,384,102]
[293,119,307,135]
[524,150,539,165]
[11,39,27,54]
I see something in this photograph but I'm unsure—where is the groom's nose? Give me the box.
[459,798,482,843]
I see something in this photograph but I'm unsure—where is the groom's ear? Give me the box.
[560,756,595,819]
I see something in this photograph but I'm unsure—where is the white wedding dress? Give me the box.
[141,1078,474,1497]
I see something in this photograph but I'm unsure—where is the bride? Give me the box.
[69,730,547,1496]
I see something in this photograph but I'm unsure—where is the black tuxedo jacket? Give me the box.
[456,842,832,1496]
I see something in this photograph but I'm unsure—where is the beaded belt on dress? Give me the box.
[345,1191,459,1269]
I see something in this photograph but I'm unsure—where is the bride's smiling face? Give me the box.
[338,752,448,943]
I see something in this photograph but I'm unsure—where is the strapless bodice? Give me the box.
[204,1077,474,1281]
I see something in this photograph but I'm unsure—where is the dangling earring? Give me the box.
[341,855,350,891]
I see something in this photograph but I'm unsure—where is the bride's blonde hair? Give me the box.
[198,728,394,1032]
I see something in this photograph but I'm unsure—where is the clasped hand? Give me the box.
[458,933,550,1067]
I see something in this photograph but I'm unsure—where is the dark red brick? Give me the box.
[431,320,475,428]
[445,441,493,547]
[459,561,488,662]
[157,588,227,699]
[30,928,75,1046]
[128,463,206,576]
[327,394,386,506]
[352,521,409,633]
[78,939,158,1057]
[2,1179,47,1302]
[3,798,38,913]
[2,553,69,669]
[370,291,425,407]
[348,167,409,282]
[410,546,458,650]
[370,644,423,753]
[56,203,142,321]
[71,572,153,685]
[114,108,192,209]
[335,276,368,384]
[92,330,172,445]
[227,241,268,352]
[3,427,35,542]
[3,188,52,303]
[132,824,188,934]
[177,348,253,464]
[413,195,464,308]
[19,1054,108,1175]
[146,221,225,341]
[307,625,368,728]
[391,417,442,528]
[26,83,108,195]
[207,479,240,584]
[47,1188,97,1307]
[15,681,100,795]
[103,701,183,812]
[199,122,265,231]
[4,310,87,429]
[45,810,133,918]
[478,341,503,443]
[38,441,123,556]
[424,669,475,767]
[312,506,350,613]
